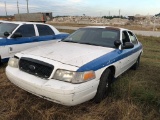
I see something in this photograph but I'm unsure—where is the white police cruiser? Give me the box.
[6,26,143,106]
[0,21,68,63]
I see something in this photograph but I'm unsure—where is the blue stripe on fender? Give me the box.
[0,34,69,46]
[77,44,142,72]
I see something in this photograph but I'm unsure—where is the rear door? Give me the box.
[36,24,57,45]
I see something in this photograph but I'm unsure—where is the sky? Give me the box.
[0,0,160,16]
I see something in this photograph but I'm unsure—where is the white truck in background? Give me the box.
[14,12,52,23]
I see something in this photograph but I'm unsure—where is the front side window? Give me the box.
[36,24,54,36]
[15,24,35,37]
[0,23,18,37]
[128,31,138,44]
[63,28,120,48]
[122,31,130,44]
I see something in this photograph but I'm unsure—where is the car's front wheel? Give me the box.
[94,68,112,103]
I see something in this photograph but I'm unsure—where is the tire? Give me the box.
[94,69,112,103]
[132,55,141,70]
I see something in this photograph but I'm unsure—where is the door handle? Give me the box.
[9,47,13,51]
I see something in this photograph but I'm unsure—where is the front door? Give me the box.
[8,24,39,56]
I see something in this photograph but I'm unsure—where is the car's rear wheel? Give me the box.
[94,68,112,103]
[132,54,141,70]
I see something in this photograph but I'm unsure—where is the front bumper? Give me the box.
[6,66,99,106]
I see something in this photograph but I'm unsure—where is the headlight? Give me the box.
[8,57,19,68]
[53,69,95,83]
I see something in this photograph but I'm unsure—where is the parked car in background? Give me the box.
[6,26,143,106]
[0,21,68,63]
[0,20,8,24]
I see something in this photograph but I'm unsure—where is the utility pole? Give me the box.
[26,0,29,13]
[119,9,121,22]
[17,0,19,14]
[153,16,156,31]
[4,1,7,16]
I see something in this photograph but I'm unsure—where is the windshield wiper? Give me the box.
[62,40,100,46]
[80,42,100,46]
[62,40,80,43]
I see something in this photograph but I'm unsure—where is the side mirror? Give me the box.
[122,42,134,49]
[12,32,22,38]
[4,31,10,37]
[114,40,121,48]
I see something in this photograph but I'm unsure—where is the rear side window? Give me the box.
[15,24,35,37]
[37,25,54,36]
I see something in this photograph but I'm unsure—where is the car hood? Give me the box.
[21,42,115,67]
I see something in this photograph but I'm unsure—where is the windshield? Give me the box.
[0,23,18,37]
[62,28,120,48]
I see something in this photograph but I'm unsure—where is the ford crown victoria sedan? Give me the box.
[6,26,143,106]
[0,21,68,63]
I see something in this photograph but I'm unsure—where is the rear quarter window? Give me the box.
[37,24,55,36]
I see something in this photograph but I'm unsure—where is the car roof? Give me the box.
[84,26,129,31]
[0,20,9,23]
[0,21,48,25]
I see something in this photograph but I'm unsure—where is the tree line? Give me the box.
[102,15,127,19]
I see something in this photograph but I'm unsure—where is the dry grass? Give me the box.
[0,35,160,120]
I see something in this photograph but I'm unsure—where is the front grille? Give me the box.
[19,57,54,79]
